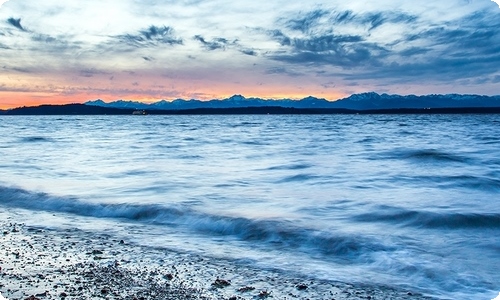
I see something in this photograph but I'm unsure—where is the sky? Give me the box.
[0,0,499,108]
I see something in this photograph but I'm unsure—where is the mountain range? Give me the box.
[85,92,500,110]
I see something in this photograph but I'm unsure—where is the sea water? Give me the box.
[0,114,499,299]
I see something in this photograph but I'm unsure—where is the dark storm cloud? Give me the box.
[7,17,26,31]
[193,35,236,50]
[115,25,183,48]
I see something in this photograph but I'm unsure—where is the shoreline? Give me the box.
[0,220,436,300]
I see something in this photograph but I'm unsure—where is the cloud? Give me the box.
[31,33,57,43]
[192,35,259,57]
[79,68,110,78]
[265,67,302,77]
[265,5,500,86]
[2,65,32,73]
[240,49,257,56]
[267,30,384,68]
[282,9,417,33]
[284,9,329,33]
[264,9,422,69]
[114,25,183,48]
[193,35,235,50]
[7,17,26,31]
[1,0,499,105]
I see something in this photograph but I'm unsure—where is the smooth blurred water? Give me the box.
[1,114,499,299]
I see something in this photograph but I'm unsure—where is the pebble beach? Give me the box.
[0,220,435,300]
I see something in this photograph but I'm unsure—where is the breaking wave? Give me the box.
[0,185,389,260]
[353,206,500,229]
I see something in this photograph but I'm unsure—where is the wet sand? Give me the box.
[0,220,436,300]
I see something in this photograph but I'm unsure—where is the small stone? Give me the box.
[258,290,271,298]
[296,284,308,290]
[237,286,255,293]
[212,278,231,288]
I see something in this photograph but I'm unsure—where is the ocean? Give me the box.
[0,114,499,299]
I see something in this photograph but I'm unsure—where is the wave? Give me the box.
[276,173,319,183]
[353,206,500,229]
[20,136,54,143]
[265,163,313,171]
[400,174,500,191]
[378,148,471,163]
[0,185,389,260]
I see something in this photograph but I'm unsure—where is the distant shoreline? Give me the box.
[1,103,500,115]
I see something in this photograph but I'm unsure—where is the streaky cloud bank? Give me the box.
[85,93,500,111]
[0,0,499,109]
